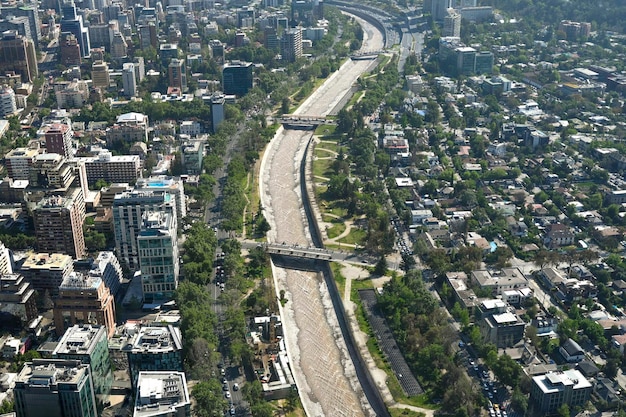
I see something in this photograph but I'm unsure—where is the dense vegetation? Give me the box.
[379,270,481,416]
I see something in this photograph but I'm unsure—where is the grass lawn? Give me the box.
[312,157,332,179]
[314,124,338,135]
[331,263,346,299]
[337,228,366,245]
[326,221,346,239]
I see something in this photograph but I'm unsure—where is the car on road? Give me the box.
[229,406,236,415]
[222,383,228,391]
[232,383,239,391]
[225,391,231,399]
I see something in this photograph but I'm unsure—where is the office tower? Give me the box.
[1,5,40,44]
[264,27,280,50]
[19,253,74,296]
[44,123,74,158]
[0,240,11,274]
[4,147,38,180]
[112,191,175,270]
[53,273,116,337]
[122,62,137,97]
[87,23,111,49]
[91,61,110,89]
[110,31,127,59]
[159,43,178,66]
[60,0,91,58]
[168,58,186,91]
[126,325,183,388]
[81,151,141,185]
[52,325,113,403]
[443,8,461,38]
[0,30,37,82]
[14,359,98,417]
[208,39,224,63]
[0,85,16,116]
[211,93,224,133]
[139,23,157,49]
[237,7,255,28]
[281,27,302,62]
[137,211,179,303]
[134,372,190,417]
[432,0,452,21]
[33,188,86,259]
[222,61,253,96]
[60,33,82,65]
[0,273,37,328]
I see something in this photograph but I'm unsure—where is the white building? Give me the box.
[137,211,179,303]
[122,63,137,98]
[0,85,16,116]
[530,370,592,415]
[113,190,176,271]
[134,371,190,417]
[0,240,12,274]
[4,147,38,180]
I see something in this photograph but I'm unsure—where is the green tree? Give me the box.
[192,380,228,417]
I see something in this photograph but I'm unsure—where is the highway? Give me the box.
[260,15,387,417]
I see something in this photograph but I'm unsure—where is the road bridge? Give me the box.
[350,50,386,60]
[278,115,337,129]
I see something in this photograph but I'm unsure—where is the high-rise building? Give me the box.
[29,153,75,190]
[208,39,224,63]
[0,240,12,275]
[0,30,37,83]
[281,27,302,62]
[137,211,179,303]
[443,8,461,37]
[211,93,225,133]
[60,33,82,66]
[81,151,141,185]
[110,31,127,59]
[44,123,74,158]
[126,325,183,388]
[0,84,16,116]
[19,252,74,296]
[53,272,116,337]
[73,251,123,297]
[222,61,253,96]
[134,177,186,221]
[134,372,190,417]
[168,58,187,92]
[5,6,40,43]
[159,43,178,66]
[52,325,113,403]
[60,0,90,58]
[122,63,137,98]
[91,61,110,89]
[4,147,38,181]
[112,191,176,270]
[181,139,205,174]
[431,0,452,21]
[33,188,86,259]
[14,359,98,417]
[133,57,145,82]
[0,273,37,328]
[139,23,157,49]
